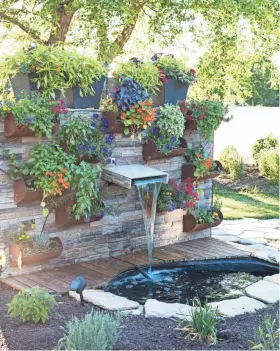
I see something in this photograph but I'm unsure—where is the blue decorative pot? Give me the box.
[153,78,189,106]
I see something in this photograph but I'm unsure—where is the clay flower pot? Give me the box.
[102,111,125,133]
[185,120,197,130]
[14,179,43,205]
[143,138,187,161]
[9,244,22,267]
[4,113,60,138]
[183,211,223,232]
[55,205,104,228]
[153,78,189,106]
[181,161,223,181]
[22,237,63,265]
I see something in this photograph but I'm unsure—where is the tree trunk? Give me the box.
[48,6,76,44]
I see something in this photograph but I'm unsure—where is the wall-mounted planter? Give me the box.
[62,76,106,109]
[153,78,189,106]
[9,238,63,267]
[143,138,187,161]
[9,73,60,99]
[102,111,125,133]
[4,113,59,138]
[183,211,223,232]
[181,161,223,181]
[185,120,197,131]
[55,205,104,228]
[60,143,99,164]
[14,179,43,205]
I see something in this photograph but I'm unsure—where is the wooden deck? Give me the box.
[1,238,252,293]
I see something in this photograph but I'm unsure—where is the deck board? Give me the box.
[1,237,252,293]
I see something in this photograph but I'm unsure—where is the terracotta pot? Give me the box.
[181,161,223,181]
[22,237,63,265]
[143,138,187,161]
[185,120,197,130]
[102,111,125,133]
[9,244,21,267]
[14,179,43,205]
[55,205,104,228]
[183,211,223,232]
[4,113,60,138]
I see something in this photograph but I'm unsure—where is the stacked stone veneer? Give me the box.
[0,109,213,276]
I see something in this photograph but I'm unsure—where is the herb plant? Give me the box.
[147,104,185,154]
[58,113,114,163]
[179,99,226,141]
[120,100,156,139]
[6,45,106,97]
[250,314,279,350]
[8,287,56,323]
[157,179,199,212]
[58,310,121,350]
[185,145,217,177]
[114,60,162,93]
[152,54,197,84]
[101,97,119,114]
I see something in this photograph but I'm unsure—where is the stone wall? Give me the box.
[0,109,213,277]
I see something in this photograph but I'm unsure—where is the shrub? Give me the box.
[252,134,279,163]
[250,314,279,350]
[58,310,121,350]
[219,146,244,179]
[179,298,222,345]
[8,287,56,323]
[258,148,279,184]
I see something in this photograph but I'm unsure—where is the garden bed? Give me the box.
[0,288,278,350]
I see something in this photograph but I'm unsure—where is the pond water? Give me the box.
[106,268,265,304]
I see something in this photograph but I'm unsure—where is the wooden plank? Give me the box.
[24,273,66,293]
[58,265,106,286]
[36,272,70,291]
[1,277,31,290]
[11,275,54,293]
[183,240,248,257]
[171,244,210,259]
[80,262,115,278]
[93,258,134,273]
[44,270,76,285]
[153,247,189,261]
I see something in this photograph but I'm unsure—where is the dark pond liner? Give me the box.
[104,257,279,292]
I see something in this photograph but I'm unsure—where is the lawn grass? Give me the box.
[214,188,279,220]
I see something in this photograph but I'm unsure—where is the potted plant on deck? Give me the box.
[183,199,223,232]
[179,99,226,141]
[182,145,223,181]
[57,113,114,164]
[143,104,187,160]
[0,95,66,138]
[3,45,106,108]
[151,53,197,106]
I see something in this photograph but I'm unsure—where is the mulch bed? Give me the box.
[0,287,278,350]
[214,164,278,197]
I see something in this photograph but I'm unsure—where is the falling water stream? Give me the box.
[135,179,162,276]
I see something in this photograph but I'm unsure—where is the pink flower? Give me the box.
[190,69,196,74]
[200,114,205,120]
[186,201,195,207]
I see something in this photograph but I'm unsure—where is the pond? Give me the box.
[105,258,279,304]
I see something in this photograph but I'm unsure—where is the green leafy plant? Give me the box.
[5,45,105,97]
[2,149,30,180]
[101,97,119,114]
[219,146,244,179]
[8,287,56,323]
[250,314,279,350]
[152,54,197,84]
[0,94,64,138]
[69,162,103,220]
[114,60,162,93]
[179,297,222,345]
[185,145,218,177]
[58,310,121,350]
[258,148,279,184]
[57,113,114,163]
[252,134,279,164]
[179,99,226,141]
[147,104,185,154]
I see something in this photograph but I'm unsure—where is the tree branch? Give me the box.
[0,12,43,42]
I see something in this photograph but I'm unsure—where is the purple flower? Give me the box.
[78,145,89,153]
[91,122,96,128]
[171,137,177,143]
[90,145,96,151]
[23,116,36,124]
[102,146,109,154]
[101,117,109,127]
[165,144,172,151]
[152,127,159,135]
[92,113,99,119]
[102,127,109,133]
[166,201,176,212]
[105,134,114,144]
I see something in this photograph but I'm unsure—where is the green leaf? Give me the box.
[124,128,129,135]
[43,208,49,216]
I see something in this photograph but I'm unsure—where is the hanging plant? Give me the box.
[179,99,226,141]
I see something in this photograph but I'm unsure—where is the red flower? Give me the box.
[200,114,205,120]
[186,201,195,207]
[186,115,193,121]
[190,69,196,74]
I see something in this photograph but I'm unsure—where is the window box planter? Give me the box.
[14,179,43,205]
[9,73,60,99]
[181,161,223,181]
[102,111,125,133]
[55,205,104,228]
[62,77,106,109]
[4,113,60,138]
[183,211,223,232]
[60,143,99,164]
[185,120,197,130]
[143,138,187,161]
[153,78,189,106]
[9,237,63,267]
